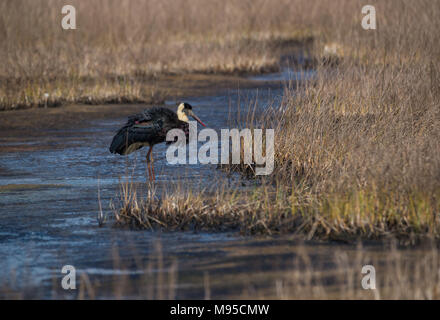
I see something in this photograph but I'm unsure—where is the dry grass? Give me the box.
[264,0,440,239]
[114,180,439,242]
[115,0,440,241]
[0,0,315,110]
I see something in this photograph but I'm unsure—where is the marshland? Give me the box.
[1,0,440,299]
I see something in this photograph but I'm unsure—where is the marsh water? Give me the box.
[0,69,433,299]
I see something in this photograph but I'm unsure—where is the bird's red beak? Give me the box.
[192,114,206,127]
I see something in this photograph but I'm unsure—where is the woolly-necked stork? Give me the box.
[109,102,206,181]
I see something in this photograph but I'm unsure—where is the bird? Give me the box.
[109,102,206,181]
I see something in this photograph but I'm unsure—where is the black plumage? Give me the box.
[109,103,205,182]
[109,107,189,155]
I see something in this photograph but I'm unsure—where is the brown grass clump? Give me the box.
[115,180,439,241]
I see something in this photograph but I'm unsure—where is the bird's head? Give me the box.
[177,102,206,127]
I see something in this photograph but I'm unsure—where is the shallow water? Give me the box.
[0,70,432,299]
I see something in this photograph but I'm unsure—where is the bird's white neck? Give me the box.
[177,103,189,122]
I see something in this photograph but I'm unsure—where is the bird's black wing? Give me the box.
[109,120,165,155]
[126,107,177,126]
[110,107,182,155]
[126,109,154,126]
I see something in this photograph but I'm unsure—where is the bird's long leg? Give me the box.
[150,148,155,181]
[146,146,153,182]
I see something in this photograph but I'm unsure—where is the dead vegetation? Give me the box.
[0,0,313,110]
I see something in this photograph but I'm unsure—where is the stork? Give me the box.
[109,103,206,181]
